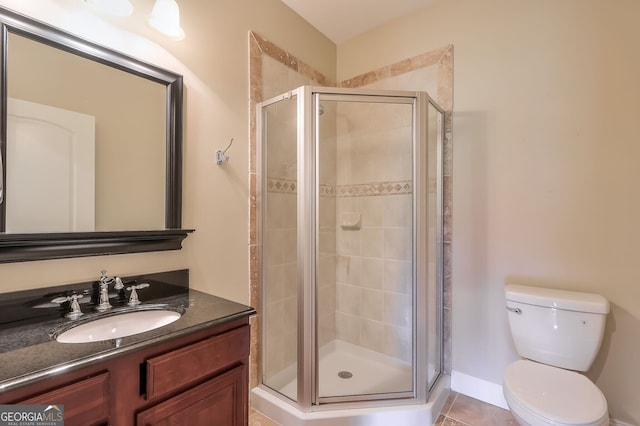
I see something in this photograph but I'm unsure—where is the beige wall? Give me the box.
[339,0,640,423]
[0,0,335,305]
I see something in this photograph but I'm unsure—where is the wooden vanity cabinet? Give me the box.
[137,323,249,426]
[0,317,251,426]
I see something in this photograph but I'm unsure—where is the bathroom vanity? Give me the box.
[0,269,255,426]
[0,7,253,425]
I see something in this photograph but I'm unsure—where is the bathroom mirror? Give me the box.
[0,7,192,263]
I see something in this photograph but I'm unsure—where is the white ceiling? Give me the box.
[280,0,435,44]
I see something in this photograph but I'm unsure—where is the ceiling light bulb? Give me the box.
[148,0,185,40]
[85,0,134,17]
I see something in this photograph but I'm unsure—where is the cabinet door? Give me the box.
[19,372,109,426]
[137,365,247,426]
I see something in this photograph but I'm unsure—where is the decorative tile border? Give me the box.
[266,178,412,197]
[320,183,335,197]
[265,178,335,196]
[337,180,412,197]
[266,177,296,194]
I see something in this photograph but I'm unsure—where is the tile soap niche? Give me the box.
[340,212,361,230]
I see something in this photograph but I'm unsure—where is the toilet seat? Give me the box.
[504,360,608,426]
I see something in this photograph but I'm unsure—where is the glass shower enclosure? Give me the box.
[257,86,443,410]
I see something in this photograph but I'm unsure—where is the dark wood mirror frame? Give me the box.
[0,7,192,263]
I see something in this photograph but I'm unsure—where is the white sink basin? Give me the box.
[55,309,181,343]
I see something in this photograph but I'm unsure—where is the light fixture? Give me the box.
[148,0,185,40]
[84,0,134,17]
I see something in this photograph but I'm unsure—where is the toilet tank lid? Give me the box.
[505,284,610,314]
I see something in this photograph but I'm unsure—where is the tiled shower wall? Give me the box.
[332,101,414,362]
[317,105,338,350]
[249,31,453,388]
[262,97,300,381]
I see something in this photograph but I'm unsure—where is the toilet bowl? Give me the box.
[504,285,610,426]
[504,360,608,426]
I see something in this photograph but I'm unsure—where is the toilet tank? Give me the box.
[505,284,609,371]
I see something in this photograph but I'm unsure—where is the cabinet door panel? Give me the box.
[137,365,247,426]
[146,325,250,400]
[20,372,109,426]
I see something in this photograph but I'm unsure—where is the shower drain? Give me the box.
[338,370,353,379]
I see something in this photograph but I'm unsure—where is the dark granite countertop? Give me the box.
[0,269,255,393]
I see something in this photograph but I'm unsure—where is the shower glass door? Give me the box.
[260,92,300,402]
[258,86,442,409]
[315,93,418,402]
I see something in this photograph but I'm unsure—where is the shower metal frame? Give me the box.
[257,86,445,412]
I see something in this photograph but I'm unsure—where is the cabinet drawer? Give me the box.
[20,372,109,426]
[146,325,249,400]
[137,365,247,426]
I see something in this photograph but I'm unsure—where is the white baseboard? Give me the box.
[451,370,508,410]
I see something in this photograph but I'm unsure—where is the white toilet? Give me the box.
[504,284,610,426]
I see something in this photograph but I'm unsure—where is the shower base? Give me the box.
[252,339,450,426]
[268,340,413,400]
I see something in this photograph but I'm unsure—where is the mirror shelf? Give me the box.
[0,7,193,263]
[0,230,193,263]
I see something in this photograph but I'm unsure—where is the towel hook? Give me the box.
[216,138,234,165]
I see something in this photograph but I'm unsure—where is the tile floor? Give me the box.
[249,392,518,426]
[248,408,280,426]
[436,393,518,426]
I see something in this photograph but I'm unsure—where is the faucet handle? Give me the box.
[51,296,70,305]
[52,294,84,319]
[126,283,150,306]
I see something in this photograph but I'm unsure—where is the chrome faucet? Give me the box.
[96,269,124,312]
